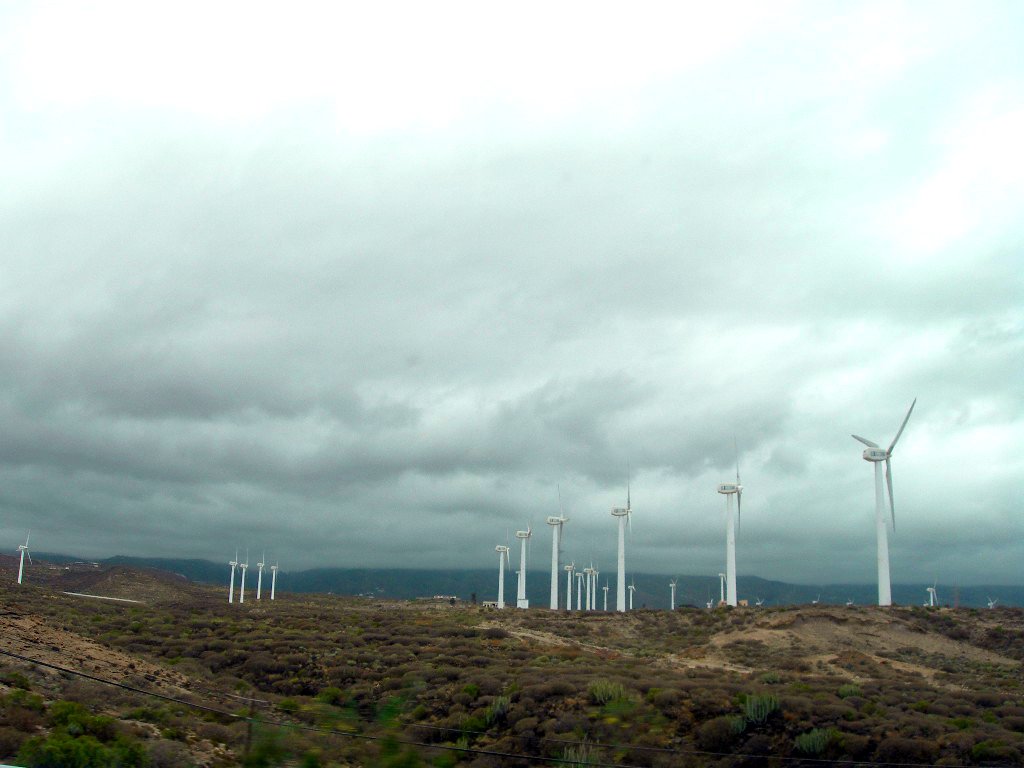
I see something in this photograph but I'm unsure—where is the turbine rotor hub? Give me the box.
[862,448,888,462]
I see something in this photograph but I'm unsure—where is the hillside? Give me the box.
[0,563,1022,766]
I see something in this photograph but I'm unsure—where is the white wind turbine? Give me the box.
[717,447,743,607]
[228,550,239,604]
[987,597,998,609]
[583,565,594,610]
[811,593,820,605]
[852,398,916,607]
[495,545,510,609]
[718,573,726,605]
[515,527,532,608]
[602,580,609,611]
[669,578,677,611]
[256,552,266,600]
[564,562,575,610]
[16,533,31,585]
[547,505,568,610]
[270,562,279,600]
[592,565,600,610]
[575,571,584,610]
[612,469,633,612]
[238,550,249,604]
[755,596,764,607]
[628,579,636,610]
[926,582,938,608]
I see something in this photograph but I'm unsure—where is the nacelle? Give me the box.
[611,507,629,516]
[862,448,887,462]
[717,483,740,494]
[546,516,565,525]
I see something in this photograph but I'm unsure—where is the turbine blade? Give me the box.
[885,458,895,531]
[852,434,878,448]
[27,551,32,565]
[887,397,917,454]
[626,460,631,511]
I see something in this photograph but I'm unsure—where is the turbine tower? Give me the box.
[238,550,249,604]
[495,545,510,609]
[256,552,265,600]
[515,528,531,609]
[718,573,726,605]
[583,565,594,610]
[575,571,584,610]
[16,533,31,585]
[564,562,575,610]
[628,579,636,610]
[669,578,677,611]
[270,562,279,600]
[926,582,937,608]
[612,474,632,612]
[228,550,239,604]
[717,448,743,607]
[852,398,916,607]
[602,580,609,611]
[547,514,568,610]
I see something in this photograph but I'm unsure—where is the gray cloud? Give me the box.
[0,2,1021,587]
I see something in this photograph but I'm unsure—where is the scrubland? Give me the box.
[0,566,1022,766]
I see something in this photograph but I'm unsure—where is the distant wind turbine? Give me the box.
[926,582,938,608]
[718,573,726,605]
[256,552,265,600]
[547,506,568,610]
[852,398,916,607]
[16,533,31,585]
[575,571,584,610]
[669,579,677,611]
[270,562,279,600]
[583,565,594,610]
[228,550,239,604]
[564,562,575,611]
[515,528,532,609]
[602,580,609,611]
[717,444,743,607]
[628,579,636,610]
[612,467,633,612]
[987,597,998,609]
[495,545,510,609]
[238,550,249,604]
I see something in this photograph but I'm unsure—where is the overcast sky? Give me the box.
[1,2,1021,587]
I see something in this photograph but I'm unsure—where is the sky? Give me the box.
[1,1,1021,587]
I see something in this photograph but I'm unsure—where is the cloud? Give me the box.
[0,2,1021,586]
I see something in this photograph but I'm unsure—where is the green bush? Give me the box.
[588,680,626,705]
[742,694,778,724]
[794,728,835,755]
[837,684,861,699]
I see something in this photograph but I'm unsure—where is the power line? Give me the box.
[0,645,980,768]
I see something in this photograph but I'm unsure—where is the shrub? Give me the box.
[795,728,835,755]
[742,694,778,724]
[588,680,626,705]
[696,715,746,751]
[837,684,861,699]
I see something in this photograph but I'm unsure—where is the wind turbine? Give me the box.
[575,571,584,610]
[547,508,568,610]
[811,594,820,605]
[495,545,510,609]
[270,562,279,600]
[669,579,677,611]
[238,550,249,604]
[852,398,916,607]
[256,552,265,600]
[718,573,726,605]
[564,562,575,610]
[628,579,636,610]
[926,582,938,608]
[16,533,31,585]
[846,598,855,607]
[602,580,609,611]
[228,550,239,604]
[612,467,633,612]
[515,528,532,608]
[755,596,764,607]
[583,565,594,610]
[717,447,742,607]
[987,597,998,609]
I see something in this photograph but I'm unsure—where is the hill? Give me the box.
[0,562,1022,766]
[25,553,1024,608]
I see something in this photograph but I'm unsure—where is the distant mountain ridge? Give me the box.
[31,552,1021,609]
